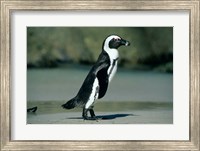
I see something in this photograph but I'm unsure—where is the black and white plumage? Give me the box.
[62,35,130,120]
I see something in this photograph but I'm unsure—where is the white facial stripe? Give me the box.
[104,35,121,50]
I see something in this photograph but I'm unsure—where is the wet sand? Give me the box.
[27,101,173,124]
[27,110,172,124]
[27,67,173,124]
[27,67,173,102]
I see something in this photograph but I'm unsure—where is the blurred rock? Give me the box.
[27,27,173,73]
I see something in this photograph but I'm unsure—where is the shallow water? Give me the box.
[27,64,173,102]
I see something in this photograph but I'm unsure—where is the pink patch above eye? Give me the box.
[114,38,120,41]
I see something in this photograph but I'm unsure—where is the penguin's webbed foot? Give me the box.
[89,109,96,118]
[82,108,98,121]
[83,116,98,121]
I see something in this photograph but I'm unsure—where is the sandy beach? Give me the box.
[27,101,173,124]
[27,67,173,124]
[28,110,173,124]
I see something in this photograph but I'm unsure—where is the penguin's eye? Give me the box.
[113,38,120,41]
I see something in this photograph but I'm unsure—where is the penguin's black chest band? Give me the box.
[108,57,119,76]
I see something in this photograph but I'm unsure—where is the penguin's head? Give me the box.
[103,35,130,50]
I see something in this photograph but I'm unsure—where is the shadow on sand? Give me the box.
[67,113,135,120]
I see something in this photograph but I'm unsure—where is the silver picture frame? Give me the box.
[0,0,199,150]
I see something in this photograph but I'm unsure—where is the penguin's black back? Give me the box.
[64,51,110,108]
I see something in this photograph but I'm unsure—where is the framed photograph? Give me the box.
[1,0,199,150]
[27,26,173,125]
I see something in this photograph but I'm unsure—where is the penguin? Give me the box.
[62,35,130,120]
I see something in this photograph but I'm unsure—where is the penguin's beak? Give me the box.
[121,39,130,46]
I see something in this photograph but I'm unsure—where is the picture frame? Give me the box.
[0,0,199,150]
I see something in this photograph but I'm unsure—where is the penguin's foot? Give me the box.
[83,116,99,121]
[82,108,99,121]
[89,109,96,117]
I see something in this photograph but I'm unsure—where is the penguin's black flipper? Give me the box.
[93,52,110,99]
[62,98,77,109]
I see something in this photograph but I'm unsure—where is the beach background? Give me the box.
[27,27,173,124]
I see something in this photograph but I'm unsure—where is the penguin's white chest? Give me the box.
[106,49,119,82]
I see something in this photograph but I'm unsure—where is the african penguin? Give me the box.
[62,35,130,120]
